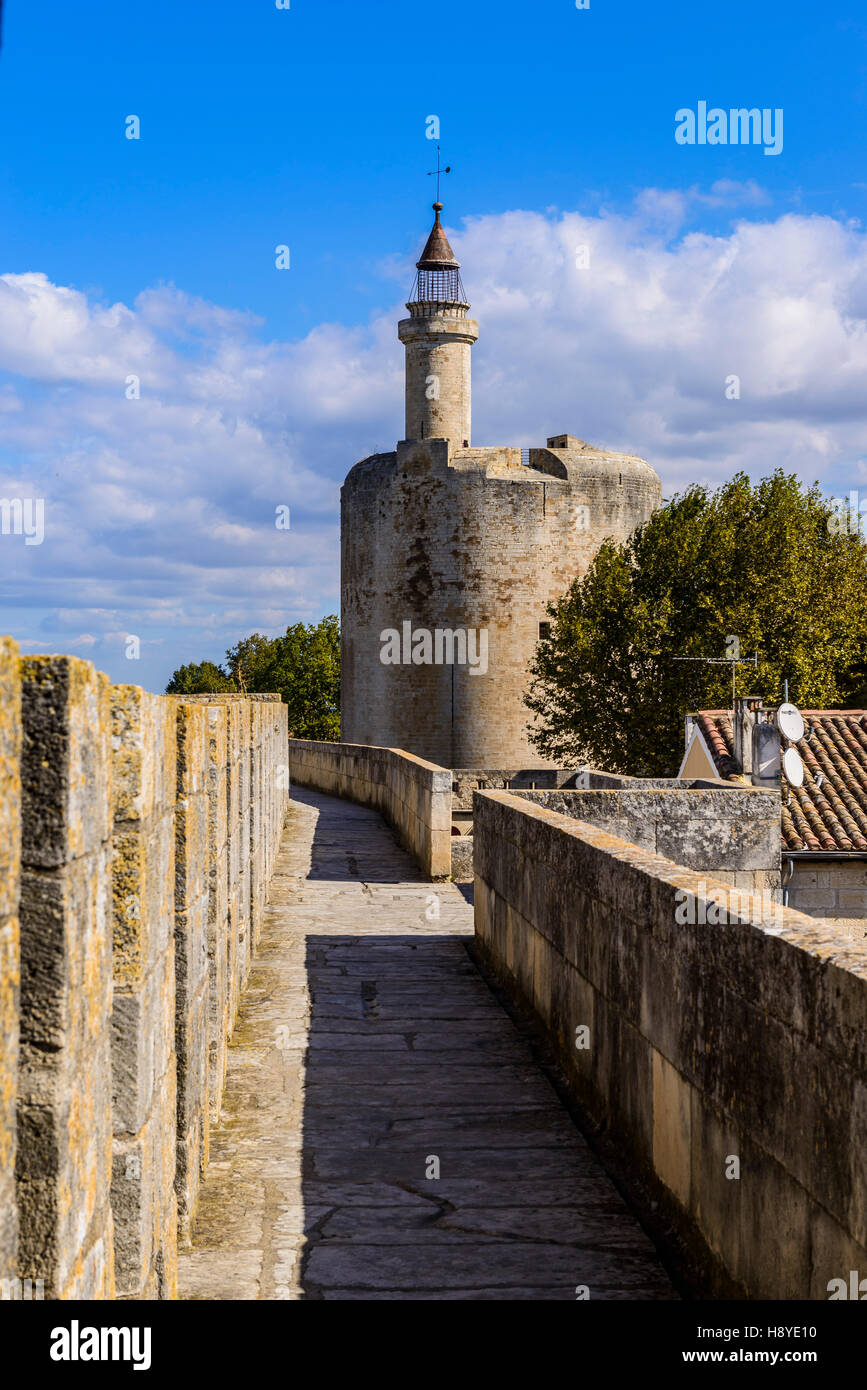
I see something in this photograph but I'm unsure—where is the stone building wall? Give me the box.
[341,436,660,768]
[787,859,867,942]
[0,652,288,1299]
[202,705,229,1122]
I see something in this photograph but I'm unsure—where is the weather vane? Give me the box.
[427,145,451,202]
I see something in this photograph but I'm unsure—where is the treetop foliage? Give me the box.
[166,615,340,741]
[524,471,867,776]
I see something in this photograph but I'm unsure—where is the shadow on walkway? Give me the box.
[179,785,676,1301]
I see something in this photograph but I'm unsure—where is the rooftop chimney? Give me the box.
[733,696,762,775]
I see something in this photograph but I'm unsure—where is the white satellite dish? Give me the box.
[783,746,805,788]
[777,702,805,743]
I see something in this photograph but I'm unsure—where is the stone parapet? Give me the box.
[0,640,21,1293]
[287,738,452,879]
[110,686,178,1298]
[18,656,115,1300]
[473,788,867,1300]
[0,651,288,1298]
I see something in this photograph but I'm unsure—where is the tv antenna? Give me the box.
[673,649,759,715]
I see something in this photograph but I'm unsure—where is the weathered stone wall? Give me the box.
[173,702,210,1241]
[17,656,115,1300]
[341,438,660,768]
[287,737,452,879]
[451,766,581,813]
[0,653,288,1298]
[202,705,229,1121]
[176,694,286,1033]
[507,786,782,895]
[473,789,867,1299]
[448,774,772,887]
[110,687,177,1300]
[0,640,21,1292]
[398,310,478,445]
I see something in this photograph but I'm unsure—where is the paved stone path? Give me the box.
[178,787,675,1300]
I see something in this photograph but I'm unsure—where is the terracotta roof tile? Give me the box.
[695,712,742,780]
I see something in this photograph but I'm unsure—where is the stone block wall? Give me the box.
[203,705,229,1122]
[173,702,210,1241]
[448,773,779,888]
[787,859,867,940]
[473,789,867,1300]
[110,686,177,1300]
[178,694,286,1034]
[0,652,288,1299]
[0,639,21,1292]
[17,656,115,1300]
[287,737,452,879]
[508,786,782,895]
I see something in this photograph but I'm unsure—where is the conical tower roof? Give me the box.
[416,203,459,269]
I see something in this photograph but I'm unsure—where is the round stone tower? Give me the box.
[397,203,478,446]
[340,202,661,769]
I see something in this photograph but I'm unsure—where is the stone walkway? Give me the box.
[178,787,675,1300]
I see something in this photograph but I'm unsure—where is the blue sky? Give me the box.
[2,0,867,690]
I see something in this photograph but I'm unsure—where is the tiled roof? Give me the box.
[694,709,867,853]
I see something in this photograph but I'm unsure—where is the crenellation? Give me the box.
[203,704,229,1122]
[17,655,115,1300]
[173,701,214,1239]
[0,654,288,1298]
[109,685,177,1299]
[0,639,21,1290]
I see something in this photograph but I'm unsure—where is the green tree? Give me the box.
[165,660,236,695]
[167,616,341,740]
[223,632,279,693]
[241,616,340,741]
[524,471,867,776]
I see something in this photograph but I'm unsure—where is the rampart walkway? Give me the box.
[178,787,675,1300]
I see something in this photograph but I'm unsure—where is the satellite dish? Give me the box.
[783,746,805,788]
[777,702,805,743]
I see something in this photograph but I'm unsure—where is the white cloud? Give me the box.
[2,189,867,688]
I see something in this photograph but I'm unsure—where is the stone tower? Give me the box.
[397,202,478,446]
[341,201,661,768]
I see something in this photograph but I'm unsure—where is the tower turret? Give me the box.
[397,202,478,448]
